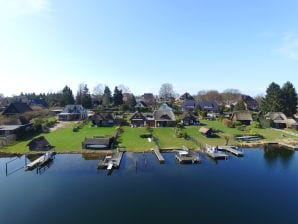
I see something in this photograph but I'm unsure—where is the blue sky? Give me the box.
[0,0,298,97]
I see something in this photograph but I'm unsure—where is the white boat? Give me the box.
[206,146,228,160]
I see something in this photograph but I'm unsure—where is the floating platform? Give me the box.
[152,148,165,163]
[218,146,244,157]
[205,146,228,160]
[98,151,123,170]
[26,152,55,170]
[175,150,200,164]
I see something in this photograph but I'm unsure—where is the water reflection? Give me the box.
[263,145,295,168]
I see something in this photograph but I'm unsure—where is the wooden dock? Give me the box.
[97,151,124,169]
[205,146,228,160]
[152,148,165,163]
[218,146,244,157]
[175,151,200,164]
[26,152,55,170]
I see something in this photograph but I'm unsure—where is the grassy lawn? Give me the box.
[1,120,298,154]
[1,122,116,153]
[186,120,298,146]
[117,126,155,152]
[153,127,198,150]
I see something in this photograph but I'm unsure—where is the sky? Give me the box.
[0,0,298,97]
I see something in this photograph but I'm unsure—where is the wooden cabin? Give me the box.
[27,136,52,151]
[231,111,253,125]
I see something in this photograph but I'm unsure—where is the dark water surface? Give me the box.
[0,148,297,224]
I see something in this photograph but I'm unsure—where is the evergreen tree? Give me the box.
[62,85,75,106]
[234,99,246,111]
[261,82,283,113]
[281,81,297,116]
[113,86,123,106]
[76,83,92,108]
[102,86,112,107]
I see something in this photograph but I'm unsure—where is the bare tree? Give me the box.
[159,83,175,100]
[221,89,241,105]
[196,90,222,102]
[117,84,130,94]
[93,84,105,96]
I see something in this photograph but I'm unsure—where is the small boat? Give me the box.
[206,146,228,160]
[26,151,55,170]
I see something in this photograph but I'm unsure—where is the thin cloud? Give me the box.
[0,0,52,17]
[277,33,298,60]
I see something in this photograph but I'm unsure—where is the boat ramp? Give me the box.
[97,151,124,170]
[26,151,55,170]
[218,146,244,157]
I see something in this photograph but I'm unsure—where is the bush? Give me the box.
[250,121,261,129]
[140,133,152,138]
[222,118,234,128]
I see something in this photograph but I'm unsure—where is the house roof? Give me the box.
[158,103,173,111]
[232,111,253,121]
[197,101,219,112]
[2,102,32,115]
[241,95,259,110]
[181,112,197,120]
[62,105,85,114]
[30,99,49,108]
[0,125,24,131]
[130,112,146,121]
[142,93,156,107]
[92,112,115,121]
[27,136,51,149]
[153,106,175,121]
[182,100,196,110]
[180,92,194,100]
[265,112,287,121]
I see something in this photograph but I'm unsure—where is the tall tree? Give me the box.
[102,86,112,107]
[159,83,175,100]
[221,89,241,105]
[261,82,283,113]
[234,99,246,111]
[281,81,297,116]
[76,83,92,108]
[62,85,75,106]
[113,86,123,106]
[117,84,130,93]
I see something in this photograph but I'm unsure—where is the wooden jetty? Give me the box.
[26,152,55,170]
[175,146,200,164]
[205,146,228,160]
[152,148,165,163]
[97,151,124,170]
[266,142,298,150]
[218,146,244,157]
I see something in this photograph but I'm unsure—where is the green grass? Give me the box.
[117,126,155,152]
[1,120,298,154]
[1,122,116,153]
[153,127,198,149]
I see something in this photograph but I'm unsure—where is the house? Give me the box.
[197,100,220,113]
[130,111,146,127]
[199,127,214,137]
[0,125,27,137]
[241,95,259,111]
[231,110,253,125]
[142,93,156,108]
[58,105,87,121]
[2,102,32,115]
[82,136,114,149]
[265,112,298,129]
[91,112,115,126]
[27,136,52,151]
[180,92,194,100]
[181,112,199,126]
[30,99,49,108]
[135,100,147,108]
[182,99,196,111]
[153,103,176,127]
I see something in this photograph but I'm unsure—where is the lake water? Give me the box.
[0,148,297,224]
